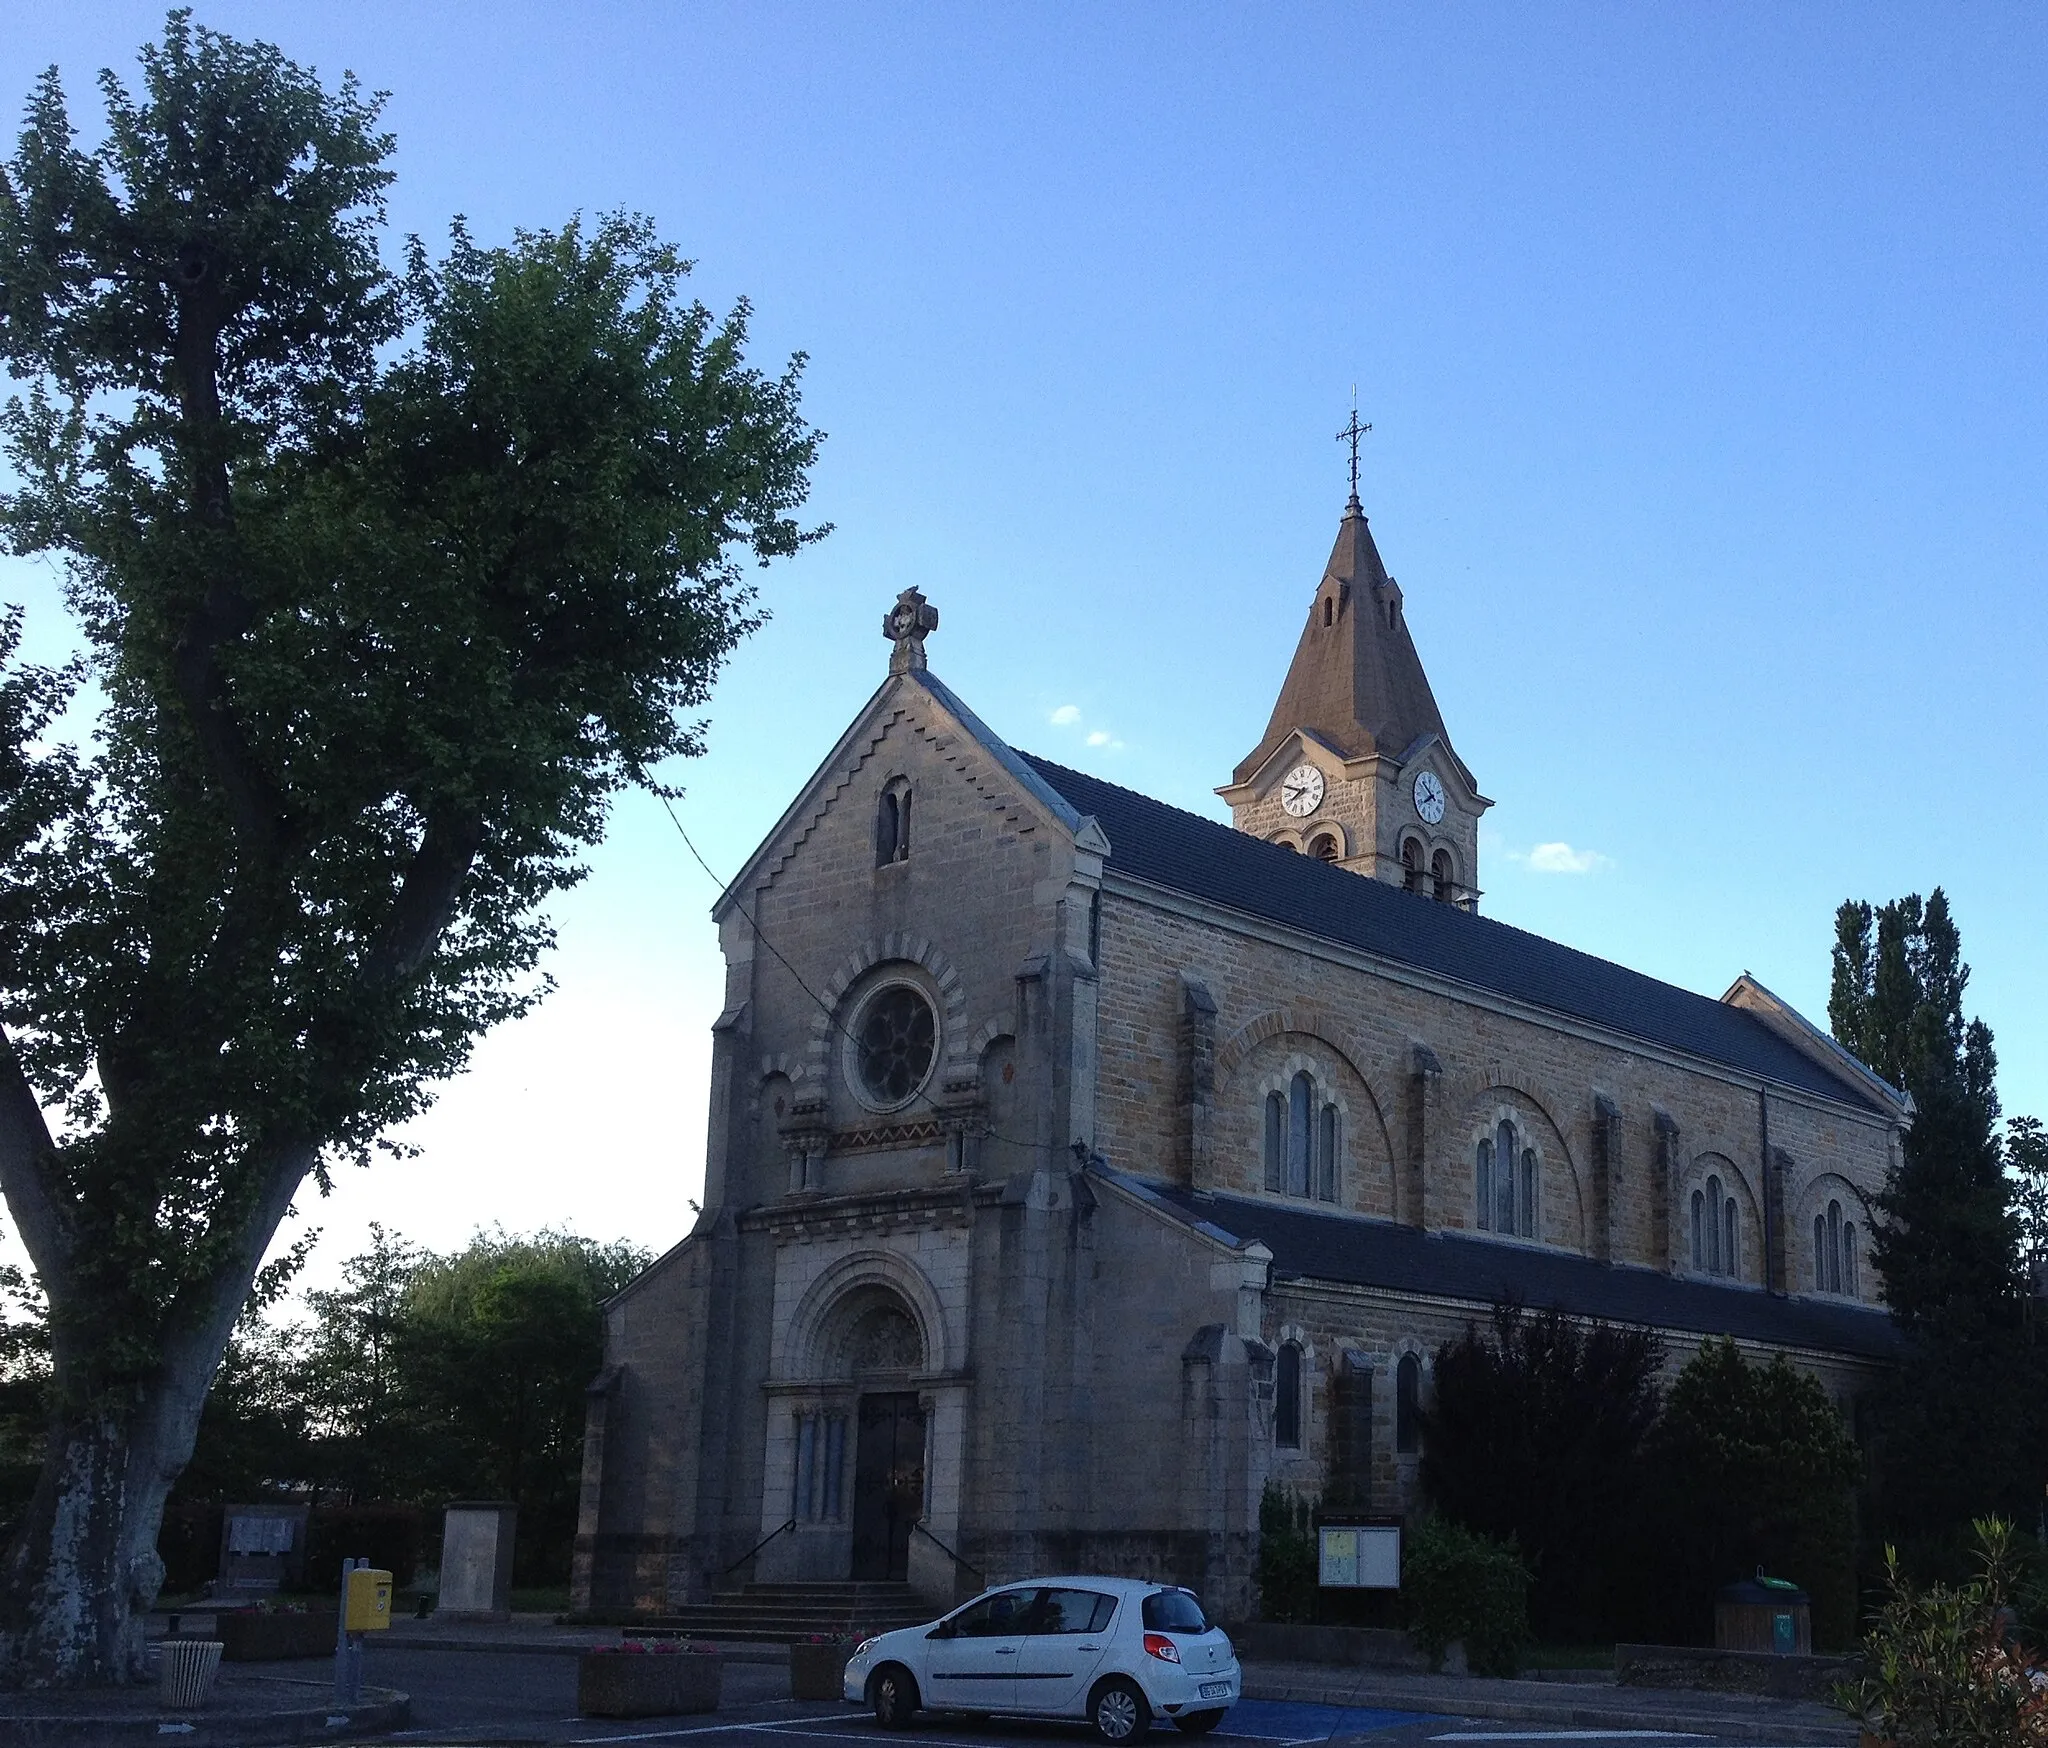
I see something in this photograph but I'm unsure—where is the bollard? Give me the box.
[158,1639,223,1709]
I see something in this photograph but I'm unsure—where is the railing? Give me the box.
[720,1517,797,1580]
[912,1521,985,1585]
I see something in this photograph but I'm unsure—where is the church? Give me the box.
[570,483,1906,1621]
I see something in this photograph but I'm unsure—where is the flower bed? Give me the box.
[578,1642,723,1719]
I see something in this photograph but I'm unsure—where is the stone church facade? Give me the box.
[571,491,1906,1620]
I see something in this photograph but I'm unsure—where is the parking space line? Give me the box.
[1429,1734,1711,1742]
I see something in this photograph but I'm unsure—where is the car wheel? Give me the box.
[871,1665,920,1729]
[1175,1710,1226,1734]
[1090,1677,1151,1744]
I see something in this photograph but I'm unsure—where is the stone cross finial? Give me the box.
[883,587,939,674]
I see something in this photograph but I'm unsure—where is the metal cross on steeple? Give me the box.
[1337,407,1372,503]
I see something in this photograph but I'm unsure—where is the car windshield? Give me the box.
[1141,1588,1209,1634]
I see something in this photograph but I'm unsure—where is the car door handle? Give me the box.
[995,1647,1017,1655]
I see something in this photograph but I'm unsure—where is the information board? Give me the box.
[1316,1523,1401,1589]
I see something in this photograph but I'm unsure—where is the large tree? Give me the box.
[0,16,820,1686]
[1830,892,2048,1553]
[1419,1301,1664,1641]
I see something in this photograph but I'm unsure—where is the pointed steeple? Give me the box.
[1231,497,1469,788]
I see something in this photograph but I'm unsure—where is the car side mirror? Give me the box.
[927,1622,956,1640]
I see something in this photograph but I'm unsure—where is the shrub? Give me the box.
[306,1503,426,1590]
[1255,1484,1317,1624]
[1404,1516,1530,1678]
[1420,1302,1662,1641]
[1640,1339,1861,1649]
[1836,1517,2048,1747]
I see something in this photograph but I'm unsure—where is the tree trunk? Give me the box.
[0,1391,195,1687]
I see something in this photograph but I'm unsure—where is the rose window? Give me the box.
[854,985,936,1107]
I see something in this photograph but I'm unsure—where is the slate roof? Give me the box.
[1017,752,1891,1116]
[1112,1174,1901,1361]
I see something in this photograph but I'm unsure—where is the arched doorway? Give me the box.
[830,1291,927,1581]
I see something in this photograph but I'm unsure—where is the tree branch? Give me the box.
[357,807,484,994]
[0,1024,75,1300]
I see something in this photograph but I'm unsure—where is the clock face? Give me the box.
[1413,770,1447,825]
[1280,762,1326,817]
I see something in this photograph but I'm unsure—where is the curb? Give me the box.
[1244,1681,1856,1746]
[0,1684,407,1746]
[376,1635,789,1663]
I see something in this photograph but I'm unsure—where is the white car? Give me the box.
[843,1576,1241,1743]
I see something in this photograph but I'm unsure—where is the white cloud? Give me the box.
[1050,704,1082,726]
[1086,730,1113,747]
[1523,841,1610,875]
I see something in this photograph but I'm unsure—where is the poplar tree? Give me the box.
[1830,892,2048,1549]
[0,16,820,1685]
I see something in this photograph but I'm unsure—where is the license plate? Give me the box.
[1199,1682,1231,1700]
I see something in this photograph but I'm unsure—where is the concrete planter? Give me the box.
[216,1608,339,1661]
[790,1641,854,1701]
[578,1648,723,1719]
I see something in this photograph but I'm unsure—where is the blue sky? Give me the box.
[5,4,2044,1285]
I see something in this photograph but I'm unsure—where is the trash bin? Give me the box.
[1715,1576,1810,1655]
[159,1638,224,1708]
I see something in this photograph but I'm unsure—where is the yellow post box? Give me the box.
[343,1567,393,1632]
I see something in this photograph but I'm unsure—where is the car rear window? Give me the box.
[1036,1589,1117,1634]
[1141,1589,1209,1633]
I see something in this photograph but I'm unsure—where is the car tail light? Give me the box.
[1143,1633,1181,1663]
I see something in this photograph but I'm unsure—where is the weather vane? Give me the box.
[1337,400,1371,500]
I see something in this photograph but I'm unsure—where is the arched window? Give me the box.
[1843,1221,1858,1297]
[1288,1072,1314,1197]
[1723,1195,1738,1278]
[1395,1353,1422,1454]
[874,780,911,865]
[1401,836,1425,893]
[1827,1199,1844,1294]
[1813,1213,1827,1291]
[1309,833,1339,862]
[1705,1174,1724,1274]
[1479,1119,1537,1238]
[1432,848,1454,903]
[1690,1189,1706,1270]
[1267,1074,1340,1203]
[1275,1342,1303,1448]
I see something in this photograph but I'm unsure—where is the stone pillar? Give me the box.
[438,1502,518,1621]
[1326,1350,1374,1511]
[1653,1110,1680,1271]
[1179,973,1218,1187]
[1591,1094,1621,1264]
[570,1366,621,1613]
[1403,1043,1441,1229]
[1767,1146,1794,1295]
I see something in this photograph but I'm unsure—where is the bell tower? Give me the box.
[1217,472,1490,909]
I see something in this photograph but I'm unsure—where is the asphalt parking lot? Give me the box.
[338,1646,1829,1748]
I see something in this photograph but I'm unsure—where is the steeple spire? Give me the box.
[1230,495,1466,787]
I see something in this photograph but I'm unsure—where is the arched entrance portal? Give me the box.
[828,1290,927,1582]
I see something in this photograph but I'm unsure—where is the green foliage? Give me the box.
[0,11,815,1674]
[1832,892,2048,1553]
[1255,1484,1317,1624]
[1640,1338,1861,1650]
[1836,1518,2048,1748]
[1403,1516,1530,1678]
[1419,1302,1663,1641]
[1830,891,2011,1326]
